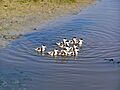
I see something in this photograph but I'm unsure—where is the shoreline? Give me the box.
[0,0,96,48]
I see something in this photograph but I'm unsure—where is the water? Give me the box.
[0,0,120,90]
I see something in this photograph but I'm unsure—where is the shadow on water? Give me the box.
[0,0,120,90]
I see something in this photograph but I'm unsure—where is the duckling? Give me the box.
[63,38,67,45]
[78,38,83,47]
[67,51,74,56]
[41,45,46,52]
[53,48,59,56]
[73,48,79,56]
[72,37,78,45]
[35,47,42,52]
[65,46,71,52]
[60,49,68,56]
[66,40,70,47]
[56,42,64,49]
[69,40,74,45]
[56,42,61,46]
[73,45,78,49]
[47,48,59,56]
[47,51,54,56]
[35,45,46,52]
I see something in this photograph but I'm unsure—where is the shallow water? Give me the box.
[0,0,120,90]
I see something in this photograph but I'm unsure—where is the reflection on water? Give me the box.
[0,0,120,90]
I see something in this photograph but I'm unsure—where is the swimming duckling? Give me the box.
[47,48,59,56]
[47,51,54,56]
[72,37,78,44]
[65,46,71,52]
[73,48,79,56]
[69,40,74,45]
[60,49,68,56]
[54,48,59,56]
[78,38,83,47]
[56,42,64,49]
[35,45,46,52]
[66,40,70,47]
[63,38,67,45]
[56,42,65,48]
[73,45,78,49]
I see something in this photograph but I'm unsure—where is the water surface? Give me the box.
[0,0,120,90]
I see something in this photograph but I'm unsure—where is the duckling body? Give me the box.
[78,38,83,47]
[60,49,68,56]
[73,48,79,56]
[47,49,59,56]
[35,45,46,52]
[56,42,64,49]
[35,47,42,52]
[63,38,67,45]
[72,37,79,45]
[47,51,54,56]
[54,49,59,56]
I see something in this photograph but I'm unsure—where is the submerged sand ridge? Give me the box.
[0,0,95,48]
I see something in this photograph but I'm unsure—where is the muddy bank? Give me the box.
[0,0,96,48]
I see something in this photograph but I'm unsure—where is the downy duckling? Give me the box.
[73,45,78,49]
[73,48,79,56]
[65,46,71,52]
[54,48,59,56]
[78,38,83,47]
[66,40,70,47]
[47,48,59,56]
[72,37,78,44]
[56,42,64,49]
[35,45,46,52]
[47,51,54,56]
[63,38,67,45]
[60,49,68,56]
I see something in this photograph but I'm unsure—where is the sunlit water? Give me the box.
[0,0,120,90]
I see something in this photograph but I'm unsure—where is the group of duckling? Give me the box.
[35,37,83,57]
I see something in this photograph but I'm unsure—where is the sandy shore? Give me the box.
[0,0,95,48]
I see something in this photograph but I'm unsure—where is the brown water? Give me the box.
[0,0,120,90]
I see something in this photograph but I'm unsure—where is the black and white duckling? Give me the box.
[72,37,79,45]
[78,38,83,47]
[63,38,67,45]
[65,46,71,52]
[65,40,70,47]
[60,49,68,56]
[35,45,46,52]
[47,48,59,56]
[73,45,78,49]
[56,42,65,49]
[73,48,79,56]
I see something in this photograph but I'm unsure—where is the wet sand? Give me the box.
[0,0,95,48]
